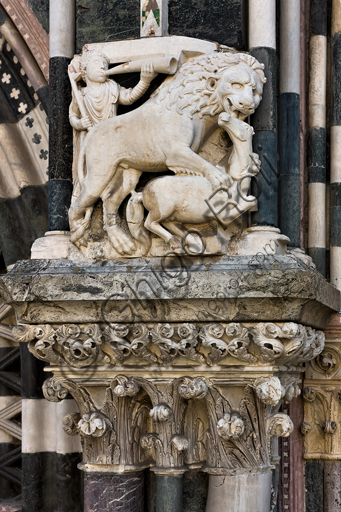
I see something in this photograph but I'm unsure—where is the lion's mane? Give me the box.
[151,51,266,119]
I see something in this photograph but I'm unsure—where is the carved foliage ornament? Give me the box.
[13,322,325,368]
[302,385,341,458]
[43,374,294,472]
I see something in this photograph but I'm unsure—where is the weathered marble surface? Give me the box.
[205,471,272,512]
[84,471,144,512]
[0,255,339,328]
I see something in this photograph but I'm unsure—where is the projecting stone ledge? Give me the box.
[0,254,339,329]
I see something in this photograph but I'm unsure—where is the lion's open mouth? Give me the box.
[224,97,254,119]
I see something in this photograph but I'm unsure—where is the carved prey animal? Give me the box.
[127,113,260,254]
[69,52,265,255]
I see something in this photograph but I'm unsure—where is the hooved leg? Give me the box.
[163,222,205,255]
[102,167,142,255]
[145,214,183,253]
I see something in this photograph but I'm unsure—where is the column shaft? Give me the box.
[307,0,327,275]
[324,461,341,512]
[155,474,183,512]
[48,0,75,231]
[278,0,301,247]
[330,0,341,290]
[84,471,144,512]
[249,0,277,227]
[205,472,272,512]
[305,460,324,512]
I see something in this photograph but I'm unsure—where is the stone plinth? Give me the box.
[0,254,339,328]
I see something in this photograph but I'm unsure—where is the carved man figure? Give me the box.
[69,50,156,130]
[69,50,157,189]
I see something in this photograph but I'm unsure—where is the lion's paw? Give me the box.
[107,226,137,255]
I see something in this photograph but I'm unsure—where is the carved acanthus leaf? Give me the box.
[112,376,140,397]
[280,375,301,403]
[170,434,189,452]
[102,323,131,364]
[266,413,294,438]
[251,323,285,363]
[130,324,157,364]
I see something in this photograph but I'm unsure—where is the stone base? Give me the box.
[31,231,70,259]
[227,226,290,256]
[30,225,293,263]
[205,471,272,512]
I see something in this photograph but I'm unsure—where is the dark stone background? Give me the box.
[76,0,245,52]
[168,0,245,49]
[76,0,140,53]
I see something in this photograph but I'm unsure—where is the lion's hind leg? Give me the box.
[101,167,142,255]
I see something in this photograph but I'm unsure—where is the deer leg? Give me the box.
[145,214,183,253]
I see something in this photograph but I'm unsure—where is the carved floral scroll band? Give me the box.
[13,322,324,367]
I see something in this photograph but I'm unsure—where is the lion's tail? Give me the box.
[126,191,151,255]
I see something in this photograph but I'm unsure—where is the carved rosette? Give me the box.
[13,322,325,368]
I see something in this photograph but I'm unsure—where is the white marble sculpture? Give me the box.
[68,45,266,258]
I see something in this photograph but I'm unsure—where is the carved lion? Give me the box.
[69,52,266,255]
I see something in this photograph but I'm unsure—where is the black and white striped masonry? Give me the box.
[330,0,341,291]
[278,0,301,248]
[0,305,22,501]
[307,0,328,276]
[21,343,82,512]
[0,10,49,268]
[48,0,75,232]
[249,0,278,227]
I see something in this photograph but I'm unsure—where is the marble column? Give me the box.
[307,0,327,275]
[205,472,272,512]
[278,0,301,248]
[155,473,183,512]
[324,462,341,512]
[48,0,75,232]
[83,471,144,512]
[249,0,277,227]
[303,314,341,512]
[330,0,341,291]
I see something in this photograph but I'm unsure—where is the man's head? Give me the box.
[80,50,109,84]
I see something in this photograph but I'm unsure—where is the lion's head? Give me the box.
[151,51,266,120]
